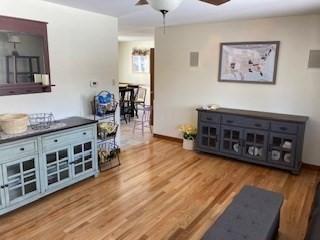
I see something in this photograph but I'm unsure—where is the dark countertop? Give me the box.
[197,107,309,123]
[0,117,98,145]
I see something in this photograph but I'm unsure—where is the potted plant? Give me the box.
[178,124,197,150]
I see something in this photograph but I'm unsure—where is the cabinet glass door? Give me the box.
[220,126,243,155]
[268,133,296,167]
[243,130,268,161]
[45,148,71,189]
[0,171,5,209]
[198,124,220,151]
[72,141,94,177]
[2,156,40,206]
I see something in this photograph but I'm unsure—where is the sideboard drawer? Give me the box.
[42,127,94,150]
[222,115,269,130]
[271,121,298,134]
[200,112,221,124]
[0,140,37,160]
[242,118,270,130]
[222,115,245,126]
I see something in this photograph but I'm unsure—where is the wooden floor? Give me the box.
[0,138,319,240]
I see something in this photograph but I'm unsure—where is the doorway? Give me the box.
[118,41,155,149]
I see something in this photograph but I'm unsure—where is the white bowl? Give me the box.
[0,113,28,135]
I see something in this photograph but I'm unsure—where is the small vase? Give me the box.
[183,139,194,150]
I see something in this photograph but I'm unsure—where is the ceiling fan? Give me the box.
[135,0,230,32]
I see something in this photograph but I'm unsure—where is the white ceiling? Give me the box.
[44,0,320,41]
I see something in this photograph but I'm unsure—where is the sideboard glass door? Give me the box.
[0,171,5,209]
[72,141,94,178]
[268,133,296,167]
[198,124,220,151]
[220,126,243,156]
[2,156,40,206]
[243,130,268,161]
[45,148,71,189]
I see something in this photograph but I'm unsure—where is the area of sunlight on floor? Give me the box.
[120,119,153,149]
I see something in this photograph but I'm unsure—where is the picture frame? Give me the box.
[218,41,280,84]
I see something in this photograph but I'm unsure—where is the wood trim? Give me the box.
[0,15,51,96]
[153,134,183,143]
[302,163,320,171]
[150,48,155,125]
[0,15,48,24]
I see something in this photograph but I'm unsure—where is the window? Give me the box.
[132,48,150,73]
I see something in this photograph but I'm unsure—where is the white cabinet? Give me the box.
[44,147,72,191]
[1,155,40,207]
[43,140,96,192]
[72,141,94,178]
[0,171,5,210]
[0,121,98,215]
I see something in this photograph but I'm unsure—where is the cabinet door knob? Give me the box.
[254,123,262,127]
[83,132,87,135]
[0,185,5,189]
[227,120,234,124]
[20,147,25,151]
[54,139,58,143]
[280,127,287,131]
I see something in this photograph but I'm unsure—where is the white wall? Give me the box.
[154,15,320,165]
[0,0,118,119]
[118,41,154,104]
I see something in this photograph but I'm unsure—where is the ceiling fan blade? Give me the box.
[136,0,149,6]
[199,0,230,6]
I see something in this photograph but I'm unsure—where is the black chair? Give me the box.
[120,88,134,123]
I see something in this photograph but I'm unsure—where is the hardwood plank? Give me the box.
[0,138,318,240]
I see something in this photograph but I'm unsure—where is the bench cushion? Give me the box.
[314,182,320,208]
[305,208,320,240]
[203,186,283,240]
[305,182,320,240]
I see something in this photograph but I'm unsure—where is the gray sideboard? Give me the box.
[196,108,308,174]
[0,117,98,215]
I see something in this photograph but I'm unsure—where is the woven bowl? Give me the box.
[0,113,28,135]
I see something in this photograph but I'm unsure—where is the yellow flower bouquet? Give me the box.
[178,124,197,140]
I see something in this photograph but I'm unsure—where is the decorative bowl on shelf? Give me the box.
[0,113,28,135]
[98,122,118,140]
[201,104,220,110]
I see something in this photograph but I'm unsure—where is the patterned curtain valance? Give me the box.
[132,48,150,56]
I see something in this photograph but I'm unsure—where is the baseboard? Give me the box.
[302,163,320,171]
[153,134,183,143]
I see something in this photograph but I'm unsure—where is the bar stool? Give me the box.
[133,105,152,135]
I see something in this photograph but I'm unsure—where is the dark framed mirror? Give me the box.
[0,15,51,96]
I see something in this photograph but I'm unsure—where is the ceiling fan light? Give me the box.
[147,0,184,12]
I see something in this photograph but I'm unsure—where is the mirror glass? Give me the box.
[0,31,46,85]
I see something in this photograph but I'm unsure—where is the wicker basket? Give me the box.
[0,114,28,135]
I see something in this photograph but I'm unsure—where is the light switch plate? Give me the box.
[190,52,199,67]
[90,81,98,87]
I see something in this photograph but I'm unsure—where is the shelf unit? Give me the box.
[93,91,120,171]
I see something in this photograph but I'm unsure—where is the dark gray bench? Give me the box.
[305,182,320,240]
[203,186,284,240]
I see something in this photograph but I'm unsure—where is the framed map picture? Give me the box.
[218,41,280,84]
